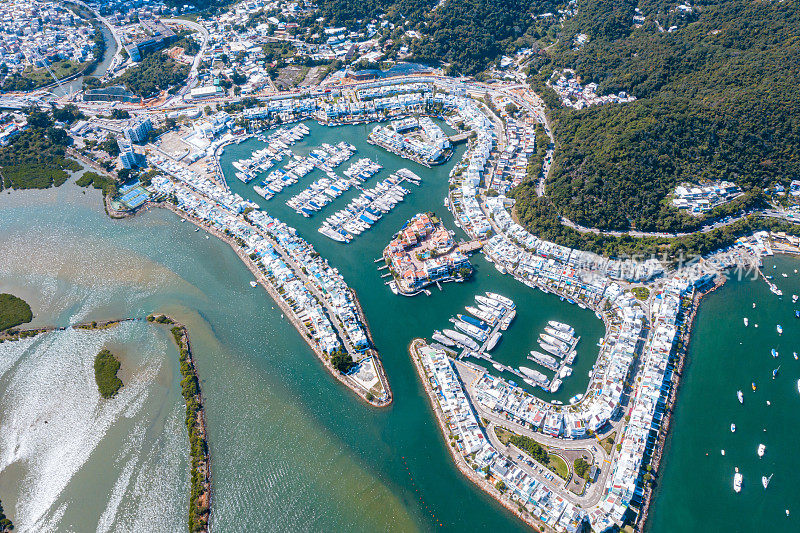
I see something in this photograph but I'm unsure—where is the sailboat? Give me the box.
[773,365,780,379]
[763,474,774,489]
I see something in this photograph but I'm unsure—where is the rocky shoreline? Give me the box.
[156,202,392,407]
[408,338,556,533]
[635,275,727,530]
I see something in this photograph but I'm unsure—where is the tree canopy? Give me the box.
[519,0,800,234]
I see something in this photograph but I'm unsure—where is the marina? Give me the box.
[317,168,422,242]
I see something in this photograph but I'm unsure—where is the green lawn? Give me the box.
[547,453,569,480]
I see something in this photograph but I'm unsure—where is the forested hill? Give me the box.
[525,0,800,233]
[315,0,561,75]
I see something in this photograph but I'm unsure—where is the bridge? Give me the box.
[448,131,473,144]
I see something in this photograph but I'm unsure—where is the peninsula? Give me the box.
[2,0,798,530]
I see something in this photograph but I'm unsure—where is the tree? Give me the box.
[46,127,69,146]
[53,104,84,124]
[101,137,120,157]
[504,102,518,115]
[111,109,130,120]
[331,349,355,373]
[574,457,591,479]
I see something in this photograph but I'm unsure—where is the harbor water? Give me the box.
[648,255,800,531]
[0,119,796,531]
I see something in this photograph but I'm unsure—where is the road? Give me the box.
[455,360,620,508]
[159,18,211,103]
[66,0,124,77]
[497,81,800,239]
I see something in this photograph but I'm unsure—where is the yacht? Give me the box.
[485,292,515,309]
[431,331,455,347]
[737,390,744,404]
[762,474,773,489]
[733,468,743,493]
[730,423,736,433]
[777,324,783,335]
[797,378,800,394]
[442,329,479,350]
[771,348,779,358]
[249,280,258,288]
[744,317,749,327]
[758,443,766,458]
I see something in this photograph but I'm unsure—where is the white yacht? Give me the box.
[733,468,743,493]
[757,443,766,458]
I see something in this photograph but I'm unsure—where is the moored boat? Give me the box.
[442,329,479,350]
[432,330,455,347]
[454,319,488,342]
[734,468,742,493]
[485,292,514,309]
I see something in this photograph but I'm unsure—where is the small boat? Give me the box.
[734,467,743,493]
[777,324,783,335]
[757,443,766,458]
[389,281,398,295]
[796,310,800,319]
[795,352,798,360]
[731,423,736,432]
[796,378,800,394]
[249,280,258,288]
[753,303,757,308]
[793,294,798,303]
[744,317,749,327]
[752,382,757,391]
[737,390,744,403]
[721,449,726,455]
[492,363,504,372]
[763,474,773,489]
[771,348,779,358]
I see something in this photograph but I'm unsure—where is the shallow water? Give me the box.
[3,120,793,532]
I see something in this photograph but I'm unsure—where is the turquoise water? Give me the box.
[648,255,800,531]
[2,120,795,532]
